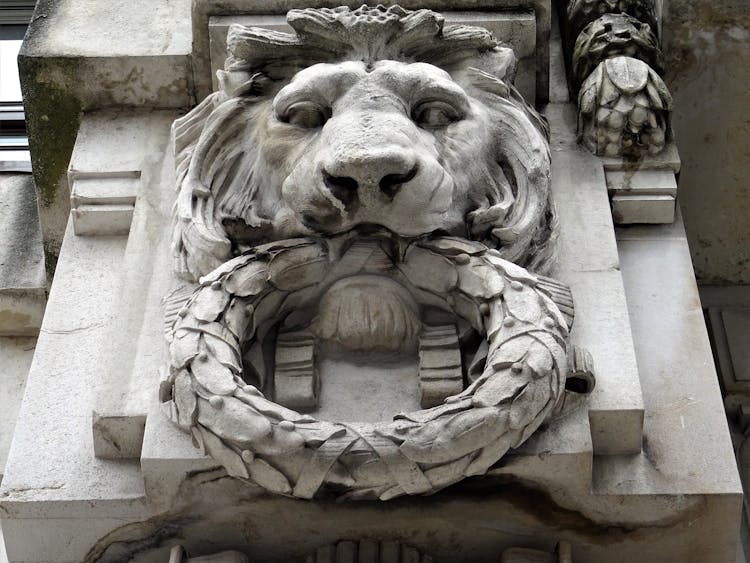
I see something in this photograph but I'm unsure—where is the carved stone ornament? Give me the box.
[168,540,573,562]
[572,13,663,91]
[161,5,594,500]
[578,56,673,157]
[565,0,657,40]
[500,541,574,563]
[169,540,433,562]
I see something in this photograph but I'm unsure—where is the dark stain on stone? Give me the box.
[83,517,197,563]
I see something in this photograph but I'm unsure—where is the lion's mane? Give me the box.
[172,5,555,282]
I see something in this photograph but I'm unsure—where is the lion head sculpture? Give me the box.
[161,6,592,502]
[172,5,554,282]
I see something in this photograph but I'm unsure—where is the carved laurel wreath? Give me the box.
[161,235,581,500]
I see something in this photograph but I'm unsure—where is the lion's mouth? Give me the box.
[304,226,466,348]
[308,223,462,260]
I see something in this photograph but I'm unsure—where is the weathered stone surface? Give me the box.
[662,0,750,284]
[192,0,551,103]
[578,57,673,158]
[0,174,46,335]
[209,10,538,102]
[611,194,675,224]
[572,13,663,90]
[546,103,644,455]
[19,0,193,274]
[0,337,36,479]
[1,2,745,562]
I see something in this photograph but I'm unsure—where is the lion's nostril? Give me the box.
[379,164,419,199]
[323,171,359,206]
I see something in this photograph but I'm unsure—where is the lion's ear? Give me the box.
[466,67,511,98]
[217,69,269,98]
[473,45,517,84]
[466,66,550,140]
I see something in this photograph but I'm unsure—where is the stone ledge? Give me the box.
[0,174,47,335]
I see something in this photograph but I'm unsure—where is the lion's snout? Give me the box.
[321,146,419,207]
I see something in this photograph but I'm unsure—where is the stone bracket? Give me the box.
[274,330,318,410]
[70,172,140,236]
[92,412,147,460]
[418,324,463,408]
[598,141,681,225]
[606,169,678,224]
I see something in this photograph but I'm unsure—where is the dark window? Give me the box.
[0,3,34,171]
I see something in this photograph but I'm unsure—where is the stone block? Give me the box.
[0,336,36,479]
[68,111,176,237]
[599,141,682,175]
[92,413,147,460]
[611,194,676,224]
[71,202,136,236]
[610,216,741,505]
[68,110,180,460]
[606,169,678,198]
[607,169,678,224]
[0,174,46,336]
[546,103,644,455]
[0,222,150,562]
[19,1,194,267]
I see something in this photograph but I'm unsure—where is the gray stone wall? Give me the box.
[662,0,750,284]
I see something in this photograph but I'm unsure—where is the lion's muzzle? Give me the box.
[321,145,419,207]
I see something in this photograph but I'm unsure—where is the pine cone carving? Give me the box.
[578,56,673,157]
[573,13,663,91]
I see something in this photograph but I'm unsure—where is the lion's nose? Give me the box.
[322,150,419,204]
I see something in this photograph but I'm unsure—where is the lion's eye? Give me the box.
[282,102,330,129]
[412,101,462,128]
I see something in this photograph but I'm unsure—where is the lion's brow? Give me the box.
[284,62,367,100]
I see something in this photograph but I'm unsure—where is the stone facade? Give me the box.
[0,1,746,562]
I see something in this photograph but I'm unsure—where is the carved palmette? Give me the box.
[161,237,589,500]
